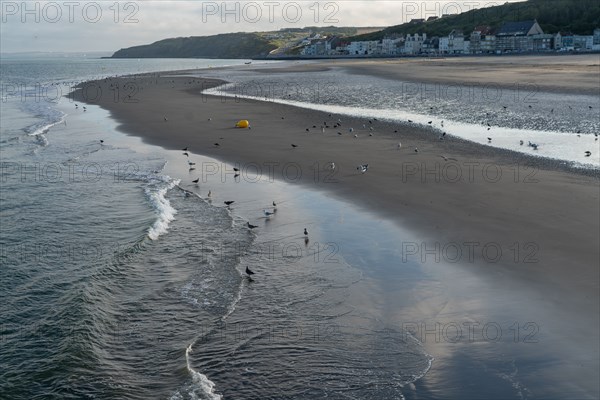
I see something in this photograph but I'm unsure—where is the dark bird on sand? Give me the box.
[192,178,199,183]
[182,147,188,151]
[245,266,255,275]
[224,201,235,206]
[247,222,258,229]
[291,144,298,148]
[584,151,591,157]
[304,228,308,236]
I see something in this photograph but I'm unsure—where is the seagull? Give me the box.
[272,201,277,207]
[207,190,212,198]
[487,137,492,142]
[264,209,274,217]
[397,142,402,150]
[233,167,240,172]
[349,128,354,133]
[357,164,369,174]
[182,147,188,151]
[414,147,419,153]
[100,140,104,144]
[183,152,189,156]
[164,116,168,121]
[354,134,358,138]
[214,143,220,147]
[192,178,199,184]
[304,228,308,236]
[584,151,591,157]
[520,140,524,145]
[428,121,432,124]
[408,120,413,123]
[291,144,298,148]
[328,162,335,170]
[306,128,310,132]
[247,222,258,229]
[188,161,195,166]
[83,107,87,112]
[224,201,234,206]
[245,266,255,276]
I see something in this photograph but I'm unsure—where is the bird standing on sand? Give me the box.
[247,222,258,229]
[183,152,189,157]
[224,201,234,206]
[397,142,402,150]
[100,140,104,145]
[192,178,199,184]
[291,144,298,148]
[414,147,419,153]
[207,191,212,198]
[304,228,308,236]
[164,116,168,121]
[272,201,277,207]
[264,209,274,217]
[245,266,255,276]
[584,151,591,157]
[182,147,188,151]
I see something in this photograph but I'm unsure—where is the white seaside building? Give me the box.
[403,33,426,54]
[346,41,379,55]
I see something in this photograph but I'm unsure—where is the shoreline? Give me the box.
[71,58,599,397]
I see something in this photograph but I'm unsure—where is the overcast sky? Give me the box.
[1,0,526,53]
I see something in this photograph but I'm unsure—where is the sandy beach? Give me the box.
[72,55,599,398]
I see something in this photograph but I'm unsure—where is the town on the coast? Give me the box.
[291,19,600,57]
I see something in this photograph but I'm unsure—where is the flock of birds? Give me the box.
[180,144,311,282]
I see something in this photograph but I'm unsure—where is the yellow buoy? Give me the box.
[235,119,249,128]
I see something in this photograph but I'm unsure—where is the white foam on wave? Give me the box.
[146,177,179,241]
[27,111,67,137]
[170,344,222,400]
[205,85,599,168]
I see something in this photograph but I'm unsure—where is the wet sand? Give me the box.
[72,56,599,398]
[257,54,600,96]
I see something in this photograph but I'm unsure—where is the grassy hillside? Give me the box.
[349,0,600,41]
[111,32,278,59]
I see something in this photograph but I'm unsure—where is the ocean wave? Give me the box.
[170,344,222,400]
[145,176,179,241]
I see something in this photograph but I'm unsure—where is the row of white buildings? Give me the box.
[300,21,600,57]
